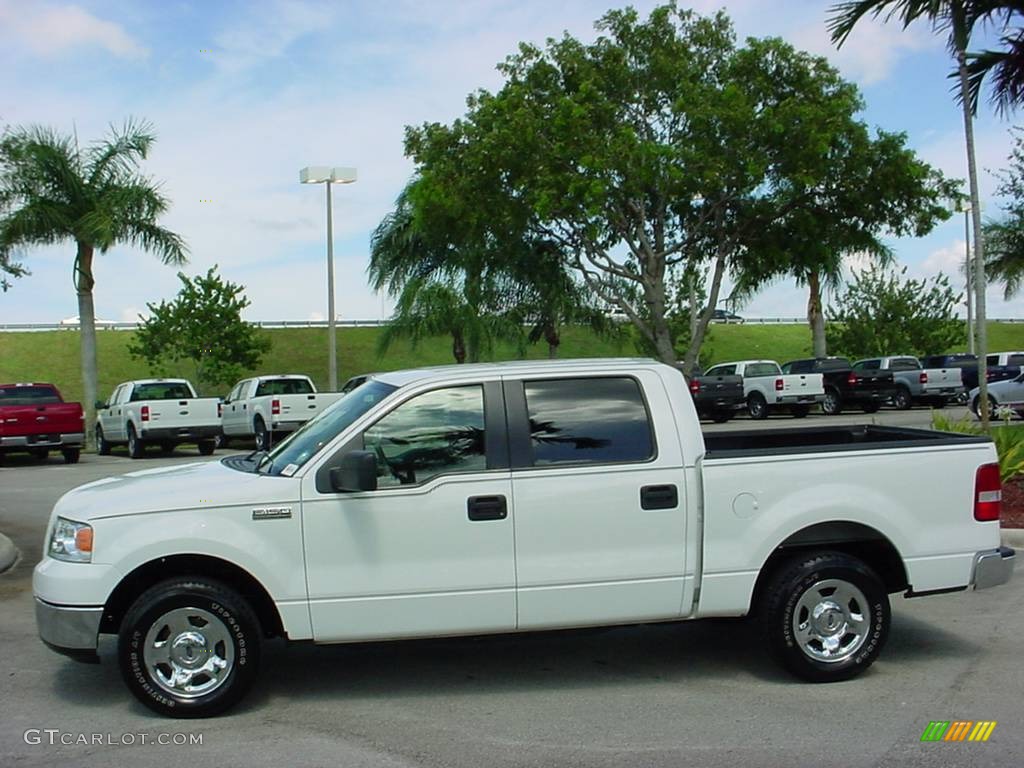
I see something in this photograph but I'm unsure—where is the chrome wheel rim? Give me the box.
[143,607,234,699]
[792,579,870,664]
[823,393,837,414]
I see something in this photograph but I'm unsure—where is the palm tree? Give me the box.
[984,217,1024,295]
[829,0,994,425]
[964,4,1024,115]
[0,120,187,441]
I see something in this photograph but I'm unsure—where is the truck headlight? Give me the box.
[49,517,93,563]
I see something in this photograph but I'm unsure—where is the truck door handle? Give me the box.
[640,484,678,510]
[467,495,507,521]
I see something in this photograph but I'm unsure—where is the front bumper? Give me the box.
[139,425,220,442]
[35,597,102,663]
[972,546,1015,590]
[0,432,85,449]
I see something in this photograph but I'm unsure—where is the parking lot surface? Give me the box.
[2,409,1022,767]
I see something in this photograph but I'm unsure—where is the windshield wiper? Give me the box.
[244,449,272,474]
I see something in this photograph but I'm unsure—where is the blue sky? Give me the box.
[0,0,1022,324]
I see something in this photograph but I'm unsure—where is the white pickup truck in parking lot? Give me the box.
[34,358,1014,717]
[95,379,221,459]
[704,359,825,419]
[221,374,343,450]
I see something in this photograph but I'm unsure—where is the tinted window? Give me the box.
[745,362,781,377]
[890,358,919,371]
[0,385,62,405]
[818,358,851,371]
[131,382,195,401]
[1008,355,1024,366]
[987,355,999,365]
[524,377,653,466]
[785,360,812,373]
[708,365,736,376]
[363,386,486,487]
[255,378,314,396]
[854,360,880,371]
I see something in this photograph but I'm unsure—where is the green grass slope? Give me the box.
[1,321,1022,404]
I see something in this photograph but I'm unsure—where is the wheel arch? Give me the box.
[749,521,908,612]
[100,554,285,640]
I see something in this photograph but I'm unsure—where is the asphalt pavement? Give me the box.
[1,410,1022,767]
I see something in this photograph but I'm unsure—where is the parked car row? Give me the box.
[683,353,982,422]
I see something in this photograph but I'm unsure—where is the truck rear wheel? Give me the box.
[747,392,768,420]
[127,425,144,459]
[892,387,912,410]
[254,418,272,451]
[118,577,262,718]
[96,425,111,456]
[822,389,842,416]
[761,551,889,683]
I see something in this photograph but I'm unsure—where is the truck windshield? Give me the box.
[263,379,397,475]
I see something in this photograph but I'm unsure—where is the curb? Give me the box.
[0,532,18,575]
[1002,528,1024,549]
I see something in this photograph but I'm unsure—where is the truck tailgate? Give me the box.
[268,393,344,422]
[922,367,963,393]
[780,374,824,397]
[143,398,220,428]
[0,403,84,439]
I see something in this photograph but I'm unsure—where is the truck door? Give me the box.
[222,381,247,436]
[505,372,688,629]
[102,384,129,442]
[301,381,516,641]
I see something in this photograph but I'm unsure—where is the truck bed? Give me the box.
[703,424,989,458]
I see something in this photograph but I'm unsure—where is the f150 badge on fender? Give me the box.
[251,507,292,520]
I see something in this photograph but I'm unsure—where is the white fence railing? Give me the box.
[1,317,1021,332]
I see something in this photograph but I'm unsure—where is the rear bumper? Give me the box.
[35,597,102,662]
[774,394,825,405]
[138,425,220,442]
[920,387,965,398]
[695,400,745,413]
[848,389,898,403]
[270,420,305,432]
[972,546,1015,590]
[0,433,84,449]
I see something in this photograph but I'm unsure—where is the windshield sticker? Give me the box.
[281,464,299,477]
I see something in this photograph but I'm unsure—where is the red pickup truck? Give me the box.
[0,383,85,464]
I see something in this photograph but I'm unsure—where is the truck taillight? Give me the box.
[271,399,281,415]
[140,405,150,422]
[974,463,1002,521]
[775,377,784,391]
[847,372,858,386]
[919,372,928,384]
[689,379,700,396]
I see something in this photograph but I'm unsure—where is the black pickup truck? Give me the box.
[677,366,746,423]
[782,357,898,415]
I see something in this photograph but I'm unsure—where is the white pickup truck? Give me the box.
[221,374,343,450]
[34,359,1014,717]
[95,379,221,459]
[704,359,825,419]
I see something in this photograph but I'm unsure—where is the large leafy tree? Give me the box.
[403,4,951,372]
[0,120,186,438]
[983,127,1024,296]
[129,266,270,392]
[826,265,964,357]
[829,0,994,423]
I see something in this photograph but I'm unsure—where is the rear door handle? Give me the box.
[640,484,678,510]
[467,495,507,521]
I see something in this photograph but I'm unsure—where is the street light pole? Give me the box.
[300,166,357,391]
[325,180,336,391]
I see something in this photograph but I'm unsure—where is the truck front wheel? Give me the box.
[118,577,262,718]
[760,551,889,683]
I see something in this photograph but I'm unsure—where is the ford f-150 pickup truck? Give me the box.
[704,360,825,419]
[679,365,746,422]
[783,357,897,415]
[852,356,964,410]
[221,374,343,450]
[33,359,1015,718]
[95,379,221,459]
[0,382,84,464]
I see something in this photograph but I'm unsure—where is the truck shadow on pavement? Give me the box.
[44,612,979,716]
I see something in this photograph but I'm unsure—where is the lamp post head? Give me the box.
[300,166,357,184]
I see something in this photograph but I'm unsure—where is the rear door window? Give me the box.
[522,377,654,466]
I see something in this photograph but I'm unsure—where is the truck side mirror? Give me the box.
[95,400,107,410]
[330,450,378,493]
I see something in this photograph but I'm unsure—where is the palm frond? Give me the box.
[86,118,156,187]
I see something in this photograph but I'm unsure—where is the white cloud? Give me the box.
[0,1,146,58]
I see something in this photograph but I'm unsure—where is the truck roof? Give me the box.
[372,358,662,388]
[712,359,780,367]
[250,374,313,381]
[127,378,193,386]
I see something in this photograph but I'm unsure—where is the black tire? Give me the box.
[747,392,768,420]
[159,441,175,455]
[30,448,49,461]
[253,418,271,451]
[118,577,262,718]
[760,551,889,683]
[892,387,912,411]
[127,424,145,459]
[790,405,810,419]
[96,425,111,456]
[972,394,997,420]
[215,433,228,450]
[822,388,842,416]
[930,396,947,409]
[712,411,733,424]
[861,402,881,414]
[197,440,216,456]
[62,448,81,464]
